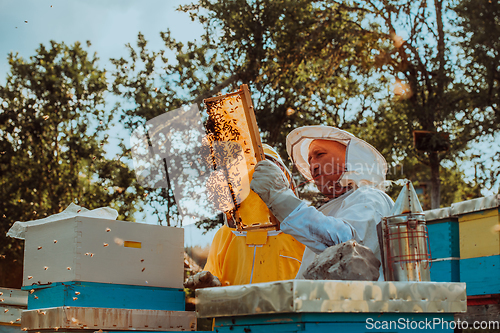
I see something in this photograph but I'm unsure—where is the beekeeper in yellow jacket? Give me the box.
[184,144,305,288]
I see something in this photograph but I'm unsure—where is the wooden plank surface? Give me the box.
[21,307,196,331]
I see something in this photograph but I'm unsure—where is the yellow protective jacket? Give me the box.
[204,225,305,286]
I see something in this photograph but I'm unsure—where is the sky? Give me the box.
[0,0,204,83]
[0,0,219,247]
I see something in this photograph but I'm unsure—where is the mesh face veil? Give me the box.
[286,126,388,190]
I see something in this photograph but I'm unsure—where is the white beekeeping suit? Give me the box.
[251,126,394,280]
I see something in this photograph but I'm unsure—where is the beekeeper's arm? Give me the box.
[250,160,356,254]
[282,188,390,257]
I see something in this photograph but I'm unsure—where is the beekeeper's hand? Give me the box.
[250,160,302,222]
[184,271,222,289]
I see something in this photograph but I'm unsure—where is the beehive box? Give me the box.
[451,195,500,259]
[460,255,500,296]
[23,217,184,288]
[425,207,460,282]
[210,313,456,333]
[0,288,27,332]
[21,306,196,331]
[196,280,465,333]
[429,260,460,283]
[23,281,184,311]
[425,207,460,259]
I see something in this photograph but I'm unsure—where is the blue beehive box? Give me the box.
[459,255,500,296]
[429,260,460,283]
[197,280,466,333]
[22,281,185,311]
[425,207,460,282]
[451,195,500,296]
[213,312,456,333]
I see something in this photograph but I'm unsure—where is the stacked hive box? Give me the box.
[425,195,500,296]
[424,207,460,282]
[0,288,27,333]
[453,195,500,296]
[196,280,467,333]
[20,216,196,332]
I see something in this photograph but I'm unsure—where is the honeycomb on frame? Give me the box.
[204,85,279,231]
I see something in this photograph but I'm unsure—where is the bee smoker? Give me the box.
[380,180,431,281]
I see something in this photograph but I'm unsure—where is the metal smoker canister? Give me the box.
[381,181,431,282]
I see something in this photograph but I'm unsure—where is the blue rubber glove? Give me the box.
[250,160,302,222]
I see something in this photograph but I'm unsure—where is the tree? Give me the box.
[111,1,384,225]
[347,0,500,208]
[0,41,144,288]
[453,0,500,194]
[113,0,499,229]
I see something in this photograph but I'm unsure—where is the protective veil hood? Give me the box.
[286,126,387,190]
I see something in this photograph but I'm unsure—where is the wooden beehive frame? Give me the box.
[204,85,265,162]
[204,84,278,231]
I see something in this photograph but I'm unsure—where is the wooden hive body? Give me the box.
[23,217,184,288]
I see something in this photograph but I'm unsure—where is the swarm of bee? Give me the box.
[202,86,277,231]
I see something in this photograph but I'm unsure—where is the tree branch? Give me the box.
[191,73,242,105]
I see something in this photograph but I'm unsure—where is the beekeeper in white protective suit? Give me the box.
[250,126,394,280]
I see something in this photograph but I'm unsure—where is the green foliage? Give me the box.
[453,0,500,194]
[110,33,185,226]
[336,0,499,207]
[112,1,386,225]
[113,0,499,227]
[177,0,386,149]
[0,41,144,287]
